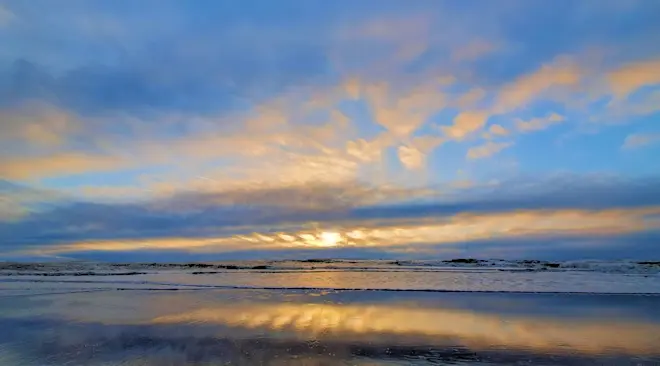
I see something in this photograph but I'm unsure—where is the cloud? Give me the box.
[0,153,126,180]
[488,124,508,136]
[397,145,425,170]
[0,4,15,27]
[451,40,496,62]
[439,174,660,213]
[0,68,448,184]
[2,1,660,261]
[332,12,438,73]
[620,89,660,117]
[456,88,486,109]
[607,58,660,99]
[0,181,68,221]
[1,24,330,114]
[0,179,441,253]
[340,13,431,42]
[442,111,489,140]
[622,133,660,149]
[515,113,565,132]
[20,206,660,257]
[4,175,659,257]
[0,196,27,222]
[467,141,512,160]
[0,81,357,181]
[362,77,449,139]
[495,56,581,113]
[0,103,79,149]
[397,136,445,171]
[585,88,660,125]
[481,124,509,140]
[150,181,432,213]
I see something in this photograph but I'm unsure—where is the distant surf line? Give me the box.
[2,278,659,296]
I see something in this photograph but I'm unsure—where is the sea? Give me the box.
[1,259,659,365]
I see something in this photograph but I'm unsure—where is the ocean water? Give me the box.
[1,261,659,365]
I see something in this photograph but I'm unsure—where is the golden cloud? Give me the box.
[0,103,80,149]
[442,111,489,140]
[397,145,425,170]
[467,141,512,160]
[495,56,581,113]
[607,58,660,99]
[27,207,660,256]
[0,153,126,180]
[515,113,565,132]
[488,124,509,136]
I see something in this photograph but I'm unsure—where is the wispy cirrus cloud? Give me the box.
[493,56,582,113]
[467,142,513,160]
[0,103,80,149]
[451,39,497,62]
[622,133,660,149]
[0,4,15,28]
[607,58,660,99]
[515,113,565,133]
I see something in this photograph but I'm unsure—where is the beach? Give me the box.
[1,261,659,365]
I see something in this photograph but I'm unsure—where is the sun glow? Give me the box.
[319,231,342,247]
[150,303,660,354]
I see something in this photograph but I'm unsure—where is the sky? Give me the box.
[1,0,659,262]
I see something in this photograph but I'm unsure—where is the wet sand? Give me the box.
[1,287,659,365]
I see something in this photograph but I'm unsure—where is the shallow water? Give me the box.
[3,267,660,295]
[1,281,659,365]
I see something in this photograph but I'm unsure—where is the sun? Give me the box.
[319,231,342,247]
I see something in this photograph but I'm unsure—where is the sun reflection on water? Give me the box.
[150,302,660,354]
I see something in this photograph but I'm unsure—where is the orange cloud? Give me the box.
[397,145,425,170]
[451,39,496,62]
[364,78,447,139]
[515,113,565,132]
[0,153,126,180]
[333,13,435,73]
[28,207,660,255]
[0,103,79,148]
[397,136,445,171]
[346,137,387,163]
[495,56,581,113]
[442,111,489,140]
[456,87,486,109]
[343,77,361,99]
[607,58,660,99]
[488,124,508,136]
[0,46,452,186]
[467,141,512,160]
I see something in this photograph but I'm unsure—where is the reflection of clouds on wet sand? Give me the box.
[150,302,660,355]
[2,290,660,365]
